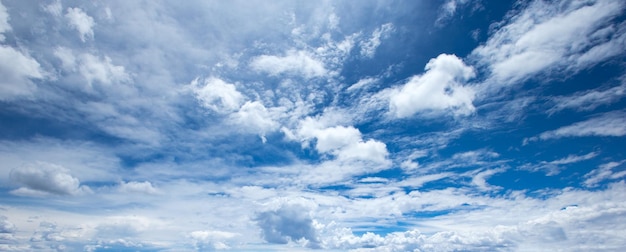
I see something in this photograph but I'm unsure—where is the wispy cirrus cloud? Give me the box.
[527,111,626,142]
[472,0,626,90]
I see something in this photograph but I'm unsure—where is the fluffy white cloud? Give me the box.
[230,101,279,142]
[389,54,476,117]
[0,46,43,100]
[337,139,388,164]
[360,23,394,58]
[54,48,129,87]
[310,125,362,153]
[190,77,244,113]
[118,181,158,194]
[537,110,626,140]
[65,7,95,42]
[296,118,388,164]
[79,54,129,86]
[9,162,91,196]
[250,50,327,79]
[189,230,238,250]
[472,0,626,87]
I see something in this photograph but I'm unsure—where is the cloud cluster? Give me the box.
[0,0,624,251]
[9,162,91,196]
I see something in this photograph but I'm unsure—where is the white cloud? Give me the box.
[472,0,626,88]
[65,7,95,42]
[347,77,378,92]
[521,152,600,176]
[296,118,388,164]
[584,161,626,187]
[548,82,626,114]
[78,53,129,86]
[190,77,244,113]
[230,101,280,142]
[256,204,321,248]
[538,110,626,140]
[190,230,238,250]
[389,54,476,118]
[0,46,44,100]
[43,0,63,17]
[9,162,91,196]
[118,181,158,194]
[53,48,129,87]
[360,23,394,58]
[436,0,471,25]
[250,50,327,79]
[53,47,76,71]
[0,2,44,99]
[337,139,388,164]
[549,152,598,165]
[309,125,362,153]
[471,168,505,191]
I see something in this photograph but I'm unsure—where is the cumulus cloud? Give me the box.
[54,47,129,88]
[118,181,158,194]
[472,0,626,88]
[537,111,626,141]
[250,50,327,79]
[190,77,244,113]
[360,23,394,58]
[9,162,91,196]
[296,118,388,164]
[189,230,238,250]
[389,54,476,118]
[229,101,279,142]
[65,7,95,42]
[256,204,320,248]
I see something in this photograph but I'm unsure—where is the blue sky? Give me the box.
[1,0,626,251]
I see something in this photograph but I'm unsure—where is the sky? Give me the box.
[1,0,626,251]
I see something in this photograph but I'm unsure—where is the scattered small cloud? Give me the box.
[65,7,95,42]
